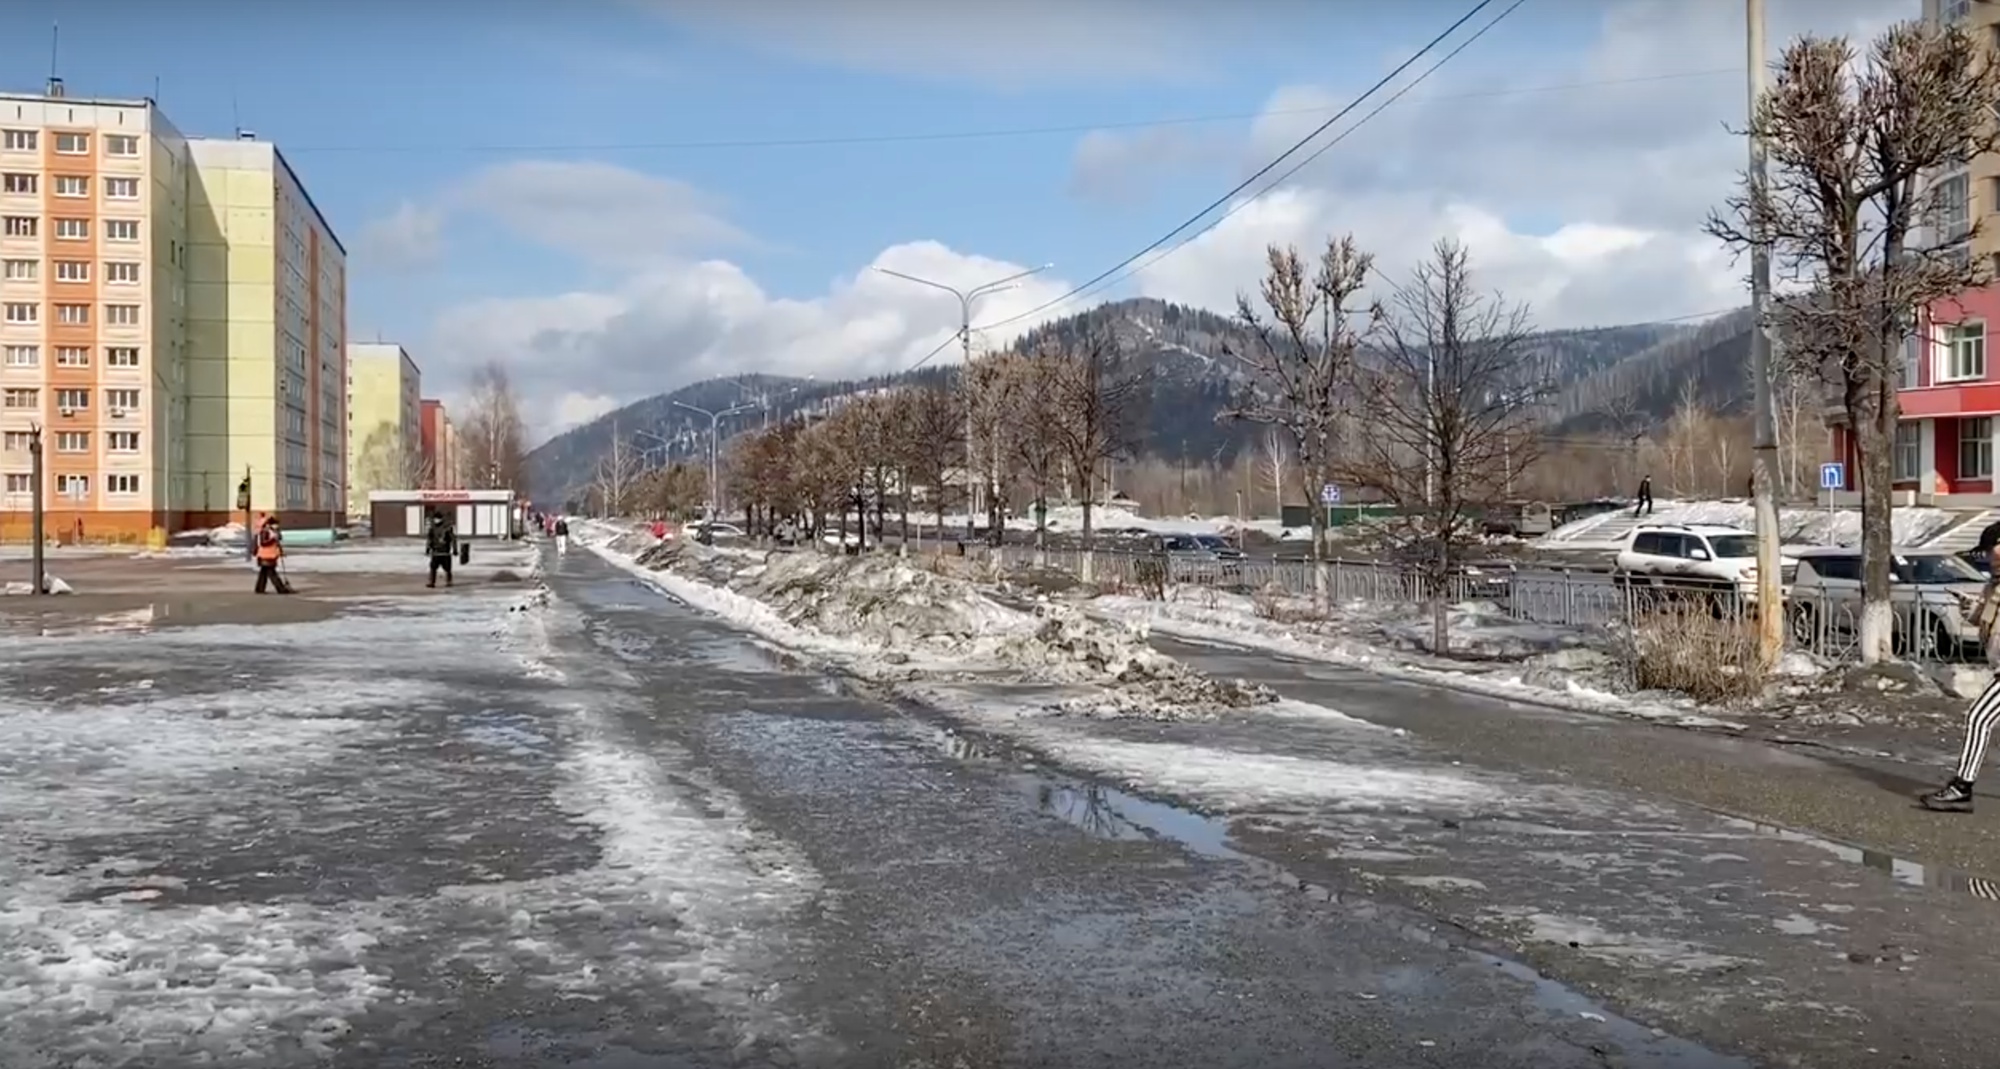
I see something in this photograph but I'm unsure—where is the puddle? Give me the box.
[939,726,1752,1068]
[1711,812,2000,903]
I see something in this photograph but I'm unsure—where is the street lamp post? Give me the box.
[27,422,44,595]
[672,400,760,521]
[873,263,1052,541]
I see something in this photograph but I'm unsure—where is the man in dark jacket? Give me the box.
[425,512,458,588]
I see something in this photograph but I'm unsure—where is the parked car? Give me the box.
[1614,524,1796,607]
[1145,532,1244,583]
[1787,546,1988,657]
[1385,539,1514,600]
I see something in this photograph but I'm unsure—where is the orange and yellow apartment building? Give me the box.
[0,79,346,542]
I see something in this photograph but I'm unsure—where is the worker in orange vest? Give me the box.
[254,515,292,594]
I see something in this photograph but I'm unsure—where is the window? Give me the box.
[1945,0,1973,21]
[105,219,138,242]
[2,388,38,408]
[106,430,138,452]
[1902,333,1922,389]
[105,388,138,409]
[54,431,87,452]
[52,175,87,198]
[1812,556,1864,583]
[1947,321,1987,381]
[105,261,139,284]
[106,473,139,495]
[1961,416,1993,479]
[105,346,138,367]
[104,303,138,326]
[53,132,88,155]
[1936,172,1972,245]
[57,473,87,499]
[54,218,86,240]
[54,260,87,283]
[2,259,34,280]
[103,177,137,200]
[54,303,88,325]
[54,387,87,409]
[1,431,29,451]
[2,216,34,237]
[54,346,87,367]
[104,134,138,157]
[2,173,36,194]
[1,130,36,151]
[1895,421,1923,481]
[3,473,28,494]
[3,302,36,323]
[2,345,35,367]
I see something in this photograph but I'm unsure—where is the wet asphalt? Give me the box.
[10,543,2000,1066]
[539,551,1741,1068]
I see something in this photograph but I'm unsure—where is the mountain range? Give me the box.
[523,297,1757,507]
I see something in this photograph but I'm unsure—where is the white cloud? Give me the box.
[1103,0,1907,324]
[355,201,445,271]
[451,161,750,267]
[426,242,1074,442]
[635,0,1225,88]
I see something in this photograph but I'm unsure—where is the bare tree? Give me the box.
[1662,378,1709,497]
[1259,427,1291,517]
[1771,360,1822,500]
[351,421,430,509]
[896,383,965,545]
[1049,329,1141,571]
[965,356,1020,544]
[1224,237,1379,591]
[1340,239,1550,654]
[590,433,645,516]
[1002,351,1067,554]
[458,362,528,491]
[1707,20,2000,661]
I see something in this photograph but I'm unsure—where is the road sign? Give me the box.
[1319,483,1342,505]
[1819,462,1845,491]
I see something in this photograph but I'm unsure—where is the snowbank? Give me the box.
[1086,589,1748,732]
[1540,499,1961,550]
[589,528,1272,719]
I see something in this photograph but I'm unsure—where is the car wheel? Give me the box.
[1788,603,1818,647]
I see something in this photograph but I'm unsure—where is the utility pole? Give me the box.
[28,423,45,595]
[873,263,1053,541]
[1747,0,1784,665]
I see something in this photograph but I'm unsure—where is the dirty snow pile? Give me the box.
[595,534,1272,719]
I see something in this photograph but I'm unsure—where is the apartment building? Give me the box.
[185,136,347,527]
[420,398,458,490]
[345,342,422,517]
[0,81,191,540]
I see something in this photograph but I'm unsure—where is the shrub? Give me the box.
[1628,603,1768,702]
[1251,586,1324,625]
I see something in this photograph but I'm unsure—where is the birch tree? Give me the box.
[1707,20,2000,661]
[457,362,527,491]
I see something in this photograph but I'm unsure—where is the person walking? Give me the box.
[554,516,570,554]
[425,511,458,588]
[1921,533,2000,812]
[1633,475,1654,518]
[253,516,291,594]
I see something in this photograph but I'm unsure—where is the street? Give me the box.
[4,543,1999,1067]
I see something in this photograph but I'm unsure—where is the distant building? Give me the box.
[420,398,458,489]
[345,342,421,516]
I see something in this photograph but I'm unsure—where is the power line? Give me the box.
[974,0,1514,336]
[1078,0,1532,310]
[278,67,1732,156]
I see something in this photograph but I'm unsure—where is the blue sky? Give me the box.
[0,0,1899,438]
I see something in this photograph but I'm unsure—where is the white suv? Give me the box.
[1615,524,1792,601]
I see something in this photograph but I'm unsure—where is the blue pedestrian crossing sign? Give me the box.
[1819,462,1845,490]
[1320,483,1341,505]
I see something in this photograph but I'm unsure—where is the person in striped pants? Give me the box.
[1922,532,2000,812]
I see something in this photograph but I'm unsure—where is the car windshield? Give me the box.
[1892,554,1984,584]
[1193,535,1230,550]
[1705,535,1756,558]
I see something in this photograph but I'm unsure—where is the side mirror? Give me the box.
[1688,548,1710,561]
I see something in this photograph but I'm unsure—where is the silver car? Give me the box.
[1787,546,1988,656]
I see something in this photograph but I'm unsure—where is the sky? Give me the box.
[0,0,1906,443]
